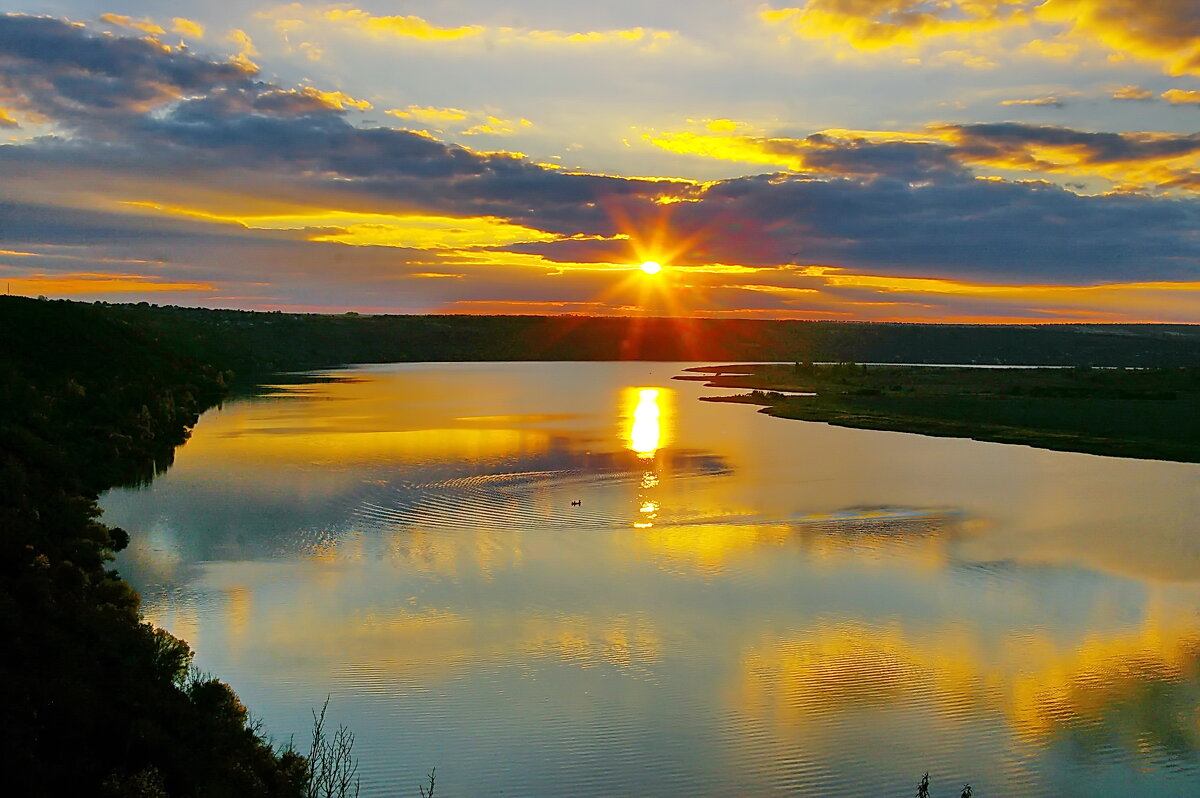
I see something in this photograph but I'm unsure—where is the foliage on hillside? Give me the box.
[0,297,306,796]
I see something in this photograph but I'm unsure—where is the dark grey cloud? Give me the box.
[944,122,1200,167]
[769,133,965,181]
[670,172,1200,282]
[0,15,686,237]
[0,14,252,131]
[1,14,1198,297]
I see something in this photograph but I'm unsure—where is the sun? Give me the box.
[639,260,663,275]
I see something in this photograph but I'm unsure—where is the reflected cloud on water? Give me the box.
[102,362,1200,797]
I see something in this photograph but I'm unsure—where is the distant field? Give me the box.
[683,363,1200,462]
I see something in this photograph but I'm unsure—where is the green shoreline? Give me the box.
[681,363,1200,463]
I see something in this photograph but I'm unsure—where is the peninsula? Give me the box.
[681,362,1200,463]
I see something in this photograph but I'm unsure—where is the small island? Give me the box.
[680,362,1200,463]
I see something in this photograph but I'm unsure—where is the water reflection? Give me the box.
[732,598,1200,794]
[628,387,664,458]
[625,387,667,528]
[100,362,1200,798]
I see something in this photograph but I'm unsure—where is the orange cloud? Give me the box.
[3,272,213,295]
[440,299,638,315]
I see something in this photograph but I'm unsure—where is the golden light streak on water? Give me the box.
[624,386,672,527]
[100,363,1200,797]
[628,388,663,458]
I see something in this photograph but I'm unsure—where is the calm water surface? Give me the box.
[101,362,1200,797]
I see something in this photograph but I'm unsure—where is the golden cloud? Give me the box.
[643,130,810,171]
[1162,88,1200,104]
[761,1,1200,75]
[262,5,674,50]
[99,13,165,36]
[1017,35,1080,60]
[227,28,260,70]
[462,116,534,136]
[1000,95,1066,106]
[386,105,470,123]
[122,200,561,250]
[1036,0,1200,76]
[320,7,483,40]
[744,265,1200,322]
[645,122,1200,193]
[171,17,205,38]
[295,86,372,111]
[386,106,532,137]
[516,27,673,47]
[934,124,1200,190]
[1112,85,1155,100]
[760,0,1031,53]
[308,215,558,249]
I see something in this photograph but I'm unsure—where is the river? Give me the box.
[100,361,1200,797]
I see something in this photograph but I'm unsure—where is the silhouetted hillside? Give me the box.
[0,297,305,796]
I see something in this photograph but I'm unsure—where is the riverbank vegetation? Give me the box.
[4,294,1198,793]
[0,298,309,795]
[682,362,1200,462]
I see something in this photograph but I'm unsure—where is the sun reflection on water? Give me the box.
[624,387,672,528]
[105,363,1200,796]
[628,388,664,458]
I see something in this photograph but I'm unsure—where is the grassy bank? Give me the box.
[682,363,1200,462]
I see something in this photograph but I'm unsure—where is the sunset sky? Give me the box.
[3,1,1200,321]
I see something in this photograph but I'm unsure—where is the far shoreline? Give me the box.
[678,362,1200,464]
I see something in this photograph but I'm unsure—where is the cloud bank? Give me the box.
[0,13,1198,322]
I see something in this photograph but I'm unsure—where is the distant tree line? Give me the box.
[60,298,1200,377]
